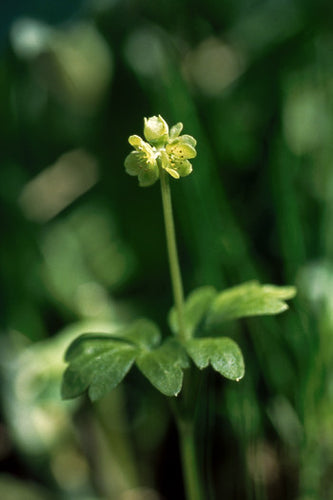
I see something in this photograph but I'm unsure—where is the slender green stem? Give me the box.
[95,388,140,491]
[178,418,204,500]
[158,164,186,340]
[158,163,204,500]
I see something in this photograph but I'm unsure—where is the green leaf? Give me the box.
[185,337,245,381]
[169,286,217,338]
[205,281,296,326]
[62,341,137,401]
[65,319,160,362]
[136,339,189,397]
[121,319,161,349]
[260,284,297,300]
[62,319,161,401]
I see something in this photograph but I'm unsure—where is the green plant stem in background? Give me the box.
[159,163,186,341]
[94,388,140,492]
[178,419,204,500]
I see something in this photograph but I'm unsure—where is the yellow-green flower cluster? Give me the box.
[124,115,197,187]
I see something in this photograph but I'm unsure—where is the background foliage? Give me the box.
[1,0,333,498]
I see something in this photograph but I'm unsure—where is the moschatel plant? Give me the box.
[62,115,296,500]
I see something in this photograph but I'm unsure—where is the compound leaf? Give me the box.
[65,319,160,363]
[185,337,245,381]
[62,341,137,401]
[205,281,296,327]
[62,319,161,401]
[136,338,189,397]
[169,286,217,338]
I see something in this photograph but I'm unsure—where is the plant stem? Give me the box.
[158,164,186,340]
[158,164,204,500]
[177,418,204,500]
[95,388,140,492]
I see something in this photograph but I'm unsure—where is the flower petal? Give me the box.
[138,168,159,187]
[174,160,192,177]
[124,152,142,175]
[128,135,144,148]
[165,167,180,179]
[159,150,171,170]
[144,115,169,146]
[166,142,197,160]
[169,122,183,139]
[179,134,197,147]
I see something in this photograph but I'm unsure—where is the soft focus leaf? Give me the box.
[169,286,217,337]
[185,337,245,381]
[205,281,296,326]
[62,319,161,400]
[136,339,189,396]
[120,318,161,349]
[65,319,160,361]
[62,341,137,401]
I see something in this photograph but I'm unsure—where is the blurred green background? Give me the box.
[1,0,333,499]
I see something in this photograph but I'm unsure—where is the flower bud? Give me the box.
[144,115,169,146]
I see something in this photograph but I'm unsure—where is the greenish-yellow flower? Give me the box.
[124,115,197,187]
[144,115,169,146]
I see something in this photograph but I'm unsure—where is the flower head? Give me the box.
[124,115,197,187]
[144,115,169,146]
